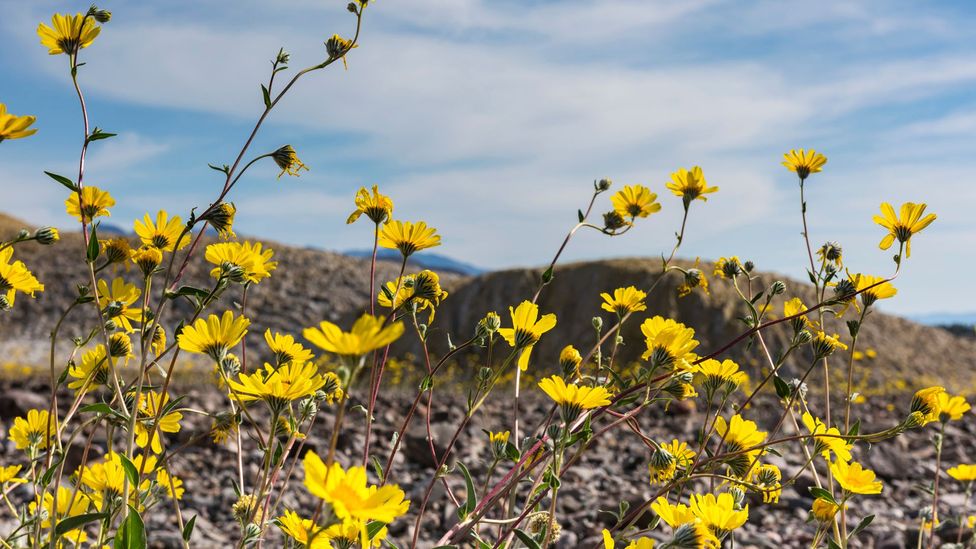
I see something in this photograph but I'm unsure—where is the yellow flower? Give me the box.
[265,329,315,366]
[378,220,441,257]
[347,185,394,224]
[177,310,250,361]
[639,316,698,368]
[377,270,448,322]
[134,390,183,454]
[811,498,841,522]
[910,386,946,426]
[0,248,44,306]
[134,210,189,252]
[782,149,827,179]
[650,497,697,528]
[611,184,661,219]
[846,272,897,310]
[668,522,720,549]
[303,451,410,524]
[205,241,278,284]
[10,409,54,451]
[947,464,976,482]
[713,415,766,477]
[801,412,852,463]
[677,258,709,298]
[602,529,657,549]
[873,202,936,258]
[79,453,154,509]
[750,463,782,504]
[29,486,90,534]
[559,344,583,376]
[102,237,134,266]
[67,344,110,390]
[202,202,237,239]
[690,492,749,534]
[156,468,185,500]
[691,359,748,395]
[65,186,115,223]
[326,34,358,69]
[304,314,405,360]
[600,286,648,316]
[277,510,329,549]
[0,465,26,486]
[816,242,843,267]
[323,518,389,549]
[272,145,309,178]
[131,245,163,276]
[0,103,37,141]
[228,362,327,409]
[488,430,510,446]
[783,296,814,330]
[831,460,882,495]
[538,375,611,420]
[812,331,848,358]
[713,256,744,279]
[650,439,695,483]
[497,301,557,371]
[96,278,144,333]
[37,13,101,55]
[937,392,970,422]
[666,166,718,205]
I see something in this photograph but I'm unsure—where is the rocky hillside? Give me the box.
[2,213,974,394]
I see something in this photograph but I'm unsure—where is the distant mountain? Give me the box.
[911,312,976,326]
[343,248,484,276]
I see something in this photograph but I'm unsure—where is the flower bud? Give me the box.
[34,227,60,245]
[594,177,613,191]
[592,316,603,332]
[769,280,786,295]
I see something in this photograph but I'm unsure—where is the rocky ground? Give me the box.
[1,378,973,549]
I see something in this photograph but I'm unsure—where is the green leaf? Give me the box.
[513,529,542,549]
[456,461,477,519]
[577,209,585,222]
[166,286,211,300]
[208,163,230,174]
[809,487,836,504]
[86,224,99,263]
[114,506,147,549]
[182,515,196,542]
[261,84,272,108]
[116,453,140,487]
[370,455,385,483]
[773,375,790,400]
[847,419,860,437]
[849,514,874,538]
[44,171,79,192]
[88,128,117,141]
[55,512,108,537]
[365,520,386,540]
[541,266,554,284]
[827,537,842,549]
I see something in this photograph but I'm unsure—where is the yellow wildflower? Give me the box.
[873,202,936,258]
[0,103,37,141]
[497,301,557,371]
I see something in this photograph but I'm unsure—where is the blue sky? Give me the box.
[2,0,975,316]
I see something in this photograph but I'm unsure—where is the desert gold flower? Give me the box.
[65,186,115,223]
[347,185,394,225]
[29,486,90,534]
[273,145,308,178]
[228,362,327,409]
[96,278,143,333]
[303,451,410,524]
[600,286,648,316]
[690,492,749,534]
[783,296,814,331]
[640,316,699,368]
[265,329,315,366]
[812,331,848,358]
[305,314,404,360]
[611,184,661,219]
[910,386,945,426]
[323,518,389,549]
[801,412,852,462]
[131,246,163,276]
[782,149,827,179]
[831,460,882,495]
[205,241,278,284]
[202,202,236,238]
[102,237,133,265]
[691,359,748,395]
[937,392,970,422]
[377,270,448,322]
[0,103,37,141]
[0,465,26,486]
[650,439,695,483]
[156,468,185,500]
[846,272,897,309]
[538,375,611,420]
[751,463,782,503]
[498,301,557,371]
[559,344,582,376]
[79,453,154,509]
[277,510,329,549]
[33,227,59,246]
[873,202,936,258]
[947,464,976,482]
[134,390,183,454]
[178,310,250,361]
[10,409,54,451]
[650,497,697,528]
[378,220,441,257]
[816,242,843,267]
[668,522,720,549]
[37,13,101,55]
[0,248,44,307]
[134,210,189,252]
[488,430,510,446]
[713,256,744,279]
[602,529,657,549]
[68,344,110,390]
[677,259,709,298]
[667,166,717,205]
[811,498,840,522]
[714,415,766,477]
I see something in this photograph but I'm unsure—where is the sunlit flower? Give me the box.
[134,210,189,252]
[830,460,882,495]
[811,498,840,522]
[156,468,185,500]
[0,465,26,486]
[816,242,843,268]
[10,408,54,451]
[538,375,611,420]
[178,310,250,362]
[347,185,394,225]
[79,453,154,509]
[101,237,133,266]
[650,440,695,483]
[202,202,236,238]
[264,329,315,366]
[497,301,557,371]
[714,415,766,477]
[277,510,329,549]
[131,246,162,276]
[668,522,720,549]
[801,412,853,463]
[667,166,717,205]
[651,497,696,528]
[559,344,582,376]
[205,241,277,284]
[611,184,661,219]
[782,149,827,179]
[947,464,976,482]
[910,386,946,426]
[812,331,847,358]
[691,359,748,395]
[690,492,749,534]
[68,344,110,390]
[134,390,183,454]
[677,258,709,298]
[640,316,698,368]
[326,34,357,69]
[845,272,897,312]
[228,362,327,410]
[783,296,814,331]
[37,13,101,55]
[751,464,782,503]
[937,392,970,422]
[96,278,143,333]
[303,451,410,524]
[0,103,37,141]
[600,286,647,316]
[272,145,308,178]
[377,270,448,322]
[323,518,388,549]
[873,202,936,258]
[378,220,441,257]
[0,248,44,307]
[304,314,404,360]
[29,486,90,536]
[65,186,115,223]
[713,256,744,279]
